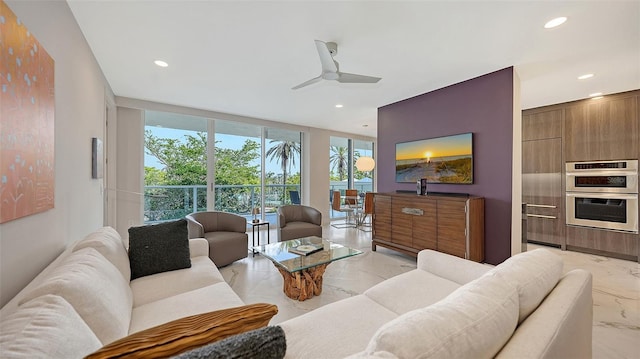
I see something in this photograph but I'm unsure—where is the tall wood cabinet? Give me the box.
[523,89,639,261]
[372,193,484,262]
[565,95,638,162]
[522,109,565,248]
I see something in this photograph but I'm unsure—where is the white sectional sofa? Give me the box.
[280,248,593,359]
[0,226,276,358]
[1,225,593,359]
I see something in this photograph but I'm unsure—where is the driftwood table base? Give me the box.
[275,263,329,301]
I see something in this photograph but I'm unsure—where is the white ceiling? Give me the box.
[67,1,640,138]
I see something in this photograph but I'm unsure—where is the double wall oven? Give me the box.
[566,160,638,233]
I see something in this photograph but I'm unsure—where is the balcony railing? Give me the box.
[144,181,374,223]
[144,184,300,223]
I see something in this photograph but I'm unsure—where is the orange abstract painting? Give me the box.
[0,1,55,223]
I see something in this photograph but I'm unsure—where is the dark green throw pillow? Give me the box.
[172,326,286,359]
[128,218,191,280]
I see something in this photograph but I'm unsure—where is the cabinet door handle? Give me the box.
[401,207,424,216]
[526,204,557,209]
[526,214,557,219]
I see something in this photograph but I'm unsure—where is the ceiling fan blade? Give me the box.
[337,72,381,84]
[314,40,338,73]
[292,75,323,90]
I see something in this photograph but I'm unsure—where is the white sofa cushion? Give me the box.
[364,269,461,315]
[130,256,225,307]
[129,282,245,334]
[188,237,210,258]
[488,248,563,323]
[18,248,132,345]
[417,249,492,285]
[0,295,102,358]
[346,351,398,359]
[363,272,519,359]
[73,226,131,281]
[281,295,399,359]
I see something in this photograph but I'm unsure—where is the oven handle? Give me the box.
[526,204,556,209]
[566,170,638,176]
[566,192,639,200]
[526,214,557,219]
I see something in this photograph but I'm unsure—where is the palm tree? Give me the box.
[266,140,301,202]
[330,146,349,180]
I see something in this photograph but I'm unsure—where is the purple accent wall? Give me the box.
[378,67,514,264]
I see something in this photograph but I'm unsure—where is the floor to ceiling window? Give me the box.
[354,139,374,193]
[265,128,302,210]
[213,120,262,215]
[143,111,302,223]
[329,136,375,219]
[143,111,208,223]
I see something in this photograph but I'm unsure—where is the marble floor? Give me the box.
[219,225,639,359]
[527,243,640,359]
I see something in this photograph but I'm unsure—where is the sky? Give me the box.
[396,133,472,161]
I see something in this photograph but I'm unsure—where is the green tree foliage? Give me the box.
[214,141,261,185]
[144,166,166,185]
[330,146,349,180]
[287,172,301,185]
[145,131,207,185]
[266,140,301,202]
[144,131,261,220]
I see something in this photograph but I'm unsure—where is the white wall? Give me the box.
[304,128,331,224]
[0,1,114,307]
[114,107,144,247]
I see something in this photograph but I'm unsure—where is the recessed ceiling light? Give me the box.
[154,60,168,67]
[335,104,343,108]
[362,124,369,127]
[578,73,594,80]
[589,92,603,97]
[544,17,567,29]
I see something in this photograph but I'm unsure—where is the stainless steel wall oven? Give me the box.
[566,160,638,233]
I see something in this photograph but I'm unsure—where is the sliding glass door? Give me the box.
[329,136,375,220]
[265,128,302,210]
[354,139,374,193]
[143,111,303,224]
[144,111,208,223]
[213,121,261,215]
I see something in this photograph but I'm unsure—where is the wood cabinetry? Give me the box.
[391,197,437,250]
[565,94,638,162]
[372,195,392,242]
[523,90,639,261]
[566,226,638,261]
[522,109,565,248]
[372,193,484,262]
[523,109,563,141]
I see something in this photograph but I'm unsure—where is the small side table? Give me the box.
[249,221,270,256]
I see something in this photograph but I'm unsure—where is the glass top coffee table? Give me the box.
[254,236,362,301]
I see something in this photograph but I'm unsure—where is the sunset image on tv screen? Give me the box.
[395,133,473,184]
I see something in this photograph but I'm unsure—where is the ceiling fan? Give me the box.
[292,40,382,90]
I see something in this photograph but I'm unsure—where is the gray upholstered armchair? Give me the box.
[185,211,248,267]
[277,205,322,242]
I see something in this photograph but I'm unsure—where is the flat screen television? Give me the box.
[395,132,473,184]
